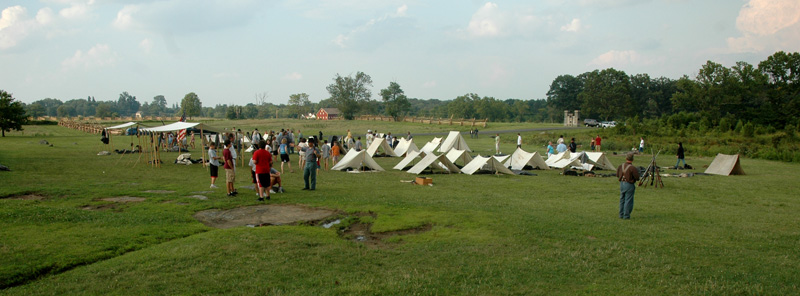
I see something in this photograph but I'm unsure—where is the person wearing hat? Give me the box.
[616,152,640,219]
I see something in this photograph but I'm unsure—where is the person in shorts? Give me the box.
[208,142,221,189]
[320,139,331,170]
[223,140,237,197]
[252,140,273,201]
[279,138,293,173]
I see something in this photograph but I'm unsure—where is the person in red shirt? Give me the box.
[223,140,236,196]
[595,135,602,152]
[252,140,273,201]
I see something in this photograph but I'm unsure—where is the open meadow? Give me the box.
[0,119,799,295]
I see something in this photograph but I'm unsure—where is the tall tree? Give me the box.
[326,72,373,120]
[180,92,202,118]
[448,93,478,119]
[116,92,140,116]
[579,68,633,120]
[380,82,411,121]
[0,90,28,137]
[546,74,584,121]
[288,93,311,118]
[26,103,45,118]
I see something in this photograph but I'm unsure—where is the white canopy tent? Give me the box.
[461,155,516,175]
[393,138,420,156]
[331,149,385,171]
[438,131,471,153]
[366,137,397,157]
[407,153,461,174]
[140,122,202,132]
[504,148,549,170]
[105,122,138,130]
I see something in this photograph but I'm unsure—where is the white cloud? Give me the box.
[727,0,800,53]
[112,5,140,30]
[588,50,641,67]
[139,38,153,53]
[560,18,582,32]
[282,72,303,81]
[0,6,32,49]
[332,4,408,48]
[467,2,503,37]
[36,7,55,25]
[61,44,117,69]
[59,2,91,20]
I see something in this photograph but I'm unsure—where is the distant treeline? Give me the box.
[19,51,799,129]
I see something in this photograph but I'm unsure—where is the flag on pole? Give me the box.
[177,111,187,142]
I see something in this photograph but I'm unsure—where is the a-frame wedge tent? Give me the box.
[393,150,424,170]
[545,151,572,167]
[331,149,385,171]
[548,152,583,169]
[366,137,397,157]
[704,153,745,175]
[462,155,516,175]
[393,138,419,156]
[504,148,549,170]
[420,137,443,153]
[444,149,473,166]
[407,153,461,174]
[438,131,471,153]
[582,152,616,170]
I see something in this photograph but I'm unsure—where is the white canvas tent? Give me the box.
[444,149,473,166]
[420,137,443,153]
[548,152,584,169]
[393,138,420,156]
[504,148,549,170]
[583,152,616,170]
[493,155,510,163]
[366,137,397,157]
[407,153,461,174]
[545,151,572,167]
[140,122,204,132]
[106,122,138,130]
[393,150,424,170]
[438,131,471,153]
[331,149,385,171]
[461,155,515,175]
[705,153,745,175]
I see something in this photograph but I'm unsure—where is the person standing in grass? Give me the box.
[639,137,645,153]
[279,138,293,174]
[223,140,237,197]
[556,141,568,153]
[253,140,273,201]
[297,138,308,169]
[331,141,341,166]
[495,133,501,154]
[355,136,363,151]
[547,141,555,158]
[617,152,640,219]
[320,139,331,170]
[595,135,602,152]
[208,142,221,189]
[675,142,686,169]
[302,140,321,191]
[569,138,577,153]
[517,133,522,149]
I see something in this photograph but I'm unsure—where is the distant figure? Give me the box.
[557,135,565,145]
[556,141,568,153]
[474,128,479,138]
[355,136,363,151]
[495,133,501,154]
[617,152,640,220]
[331,141,341,166]
[190,131,196,149]
[252,140,273,201]
[302,140,321,190]
[569,138,576,153]
[406,131,413,140]
[639,137,645,153]
[590,138,596,151]
[675,142,686,169]
[320,140,331,170]
[297,138,308,169]
[208,142,221,189]
[517,133,522,149]
[279,138,293,174]
[547,141,555,158]
[223,140,237,197]
[595,135,602,152]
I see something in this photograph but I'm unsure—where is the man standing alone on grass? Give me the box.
[595,135,602,152]
[616,152,640,219]
[302,140,321,190]
[495,133,501,155]
[223,140,237,197]
[517,133,522,149]
[253,140,272,201]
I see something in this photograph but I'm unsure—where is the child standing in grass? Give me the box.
[223,140,237,197]
[208,142,221,189]
[320,139,331,170]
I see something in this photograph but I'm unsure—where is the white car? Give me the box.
[601,121,617,128]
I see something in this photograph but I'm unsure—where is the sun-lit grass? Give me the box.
[0,120,798,295]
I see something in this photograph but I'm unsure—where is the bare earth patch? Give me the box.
[194,204,339,229]
[341,222,433,249]
[2,194,47,200]
[142,190,175,194]
[100,196,147,203]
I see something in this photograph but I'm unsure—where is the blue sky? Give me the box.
[1,0,798,106]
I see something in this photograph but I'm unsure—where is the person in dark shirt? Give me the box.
[616,152,640,220]
[569,138,577,153]
[675,142,686,168]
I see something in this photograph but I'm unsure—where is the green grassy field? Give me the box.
[0,120,798,295]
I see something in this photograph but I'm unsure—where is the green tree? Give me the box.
[380,82,411,121]
[0,90,28,137]
[26,103,45,118]
[579,68,633,120]
[546,74,584,121]
[56,104,76,117]
[180,92,202,118]
[116,92,140,117]
[511,100,529,122]
[288,93,311,118]
[326,72,373,120]
[448,93,478,119]
[95,102,115,118]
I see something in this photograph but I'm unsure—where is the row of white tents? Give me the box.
[330,131,619,175]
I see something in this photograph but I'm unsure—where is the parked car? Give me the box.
[584,119,599,127]
[601,121,617,128]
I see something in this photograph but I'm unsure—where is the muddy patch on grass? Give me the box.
[194,204,339,229]
[340,221,433,249]
[82,196,146,211]
[186,195,208,200]
[142,190,175,194]
[2,194,47,201]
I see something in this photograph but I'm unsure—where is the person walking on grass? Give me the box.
[208,142,221,189]
[223,140,237,197]
[517,133,522,149]
[279,138,293,174]
[302,140,321,191]
[320,139,331,170]
[495,133,501,154]
[675,142,686,169]
[253,140,273,201]
[617,152,640,220]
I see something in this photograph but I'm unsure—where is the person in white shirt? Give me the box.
[639,137,645,153]
[517,133,522,149]
[495,133,501,155]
